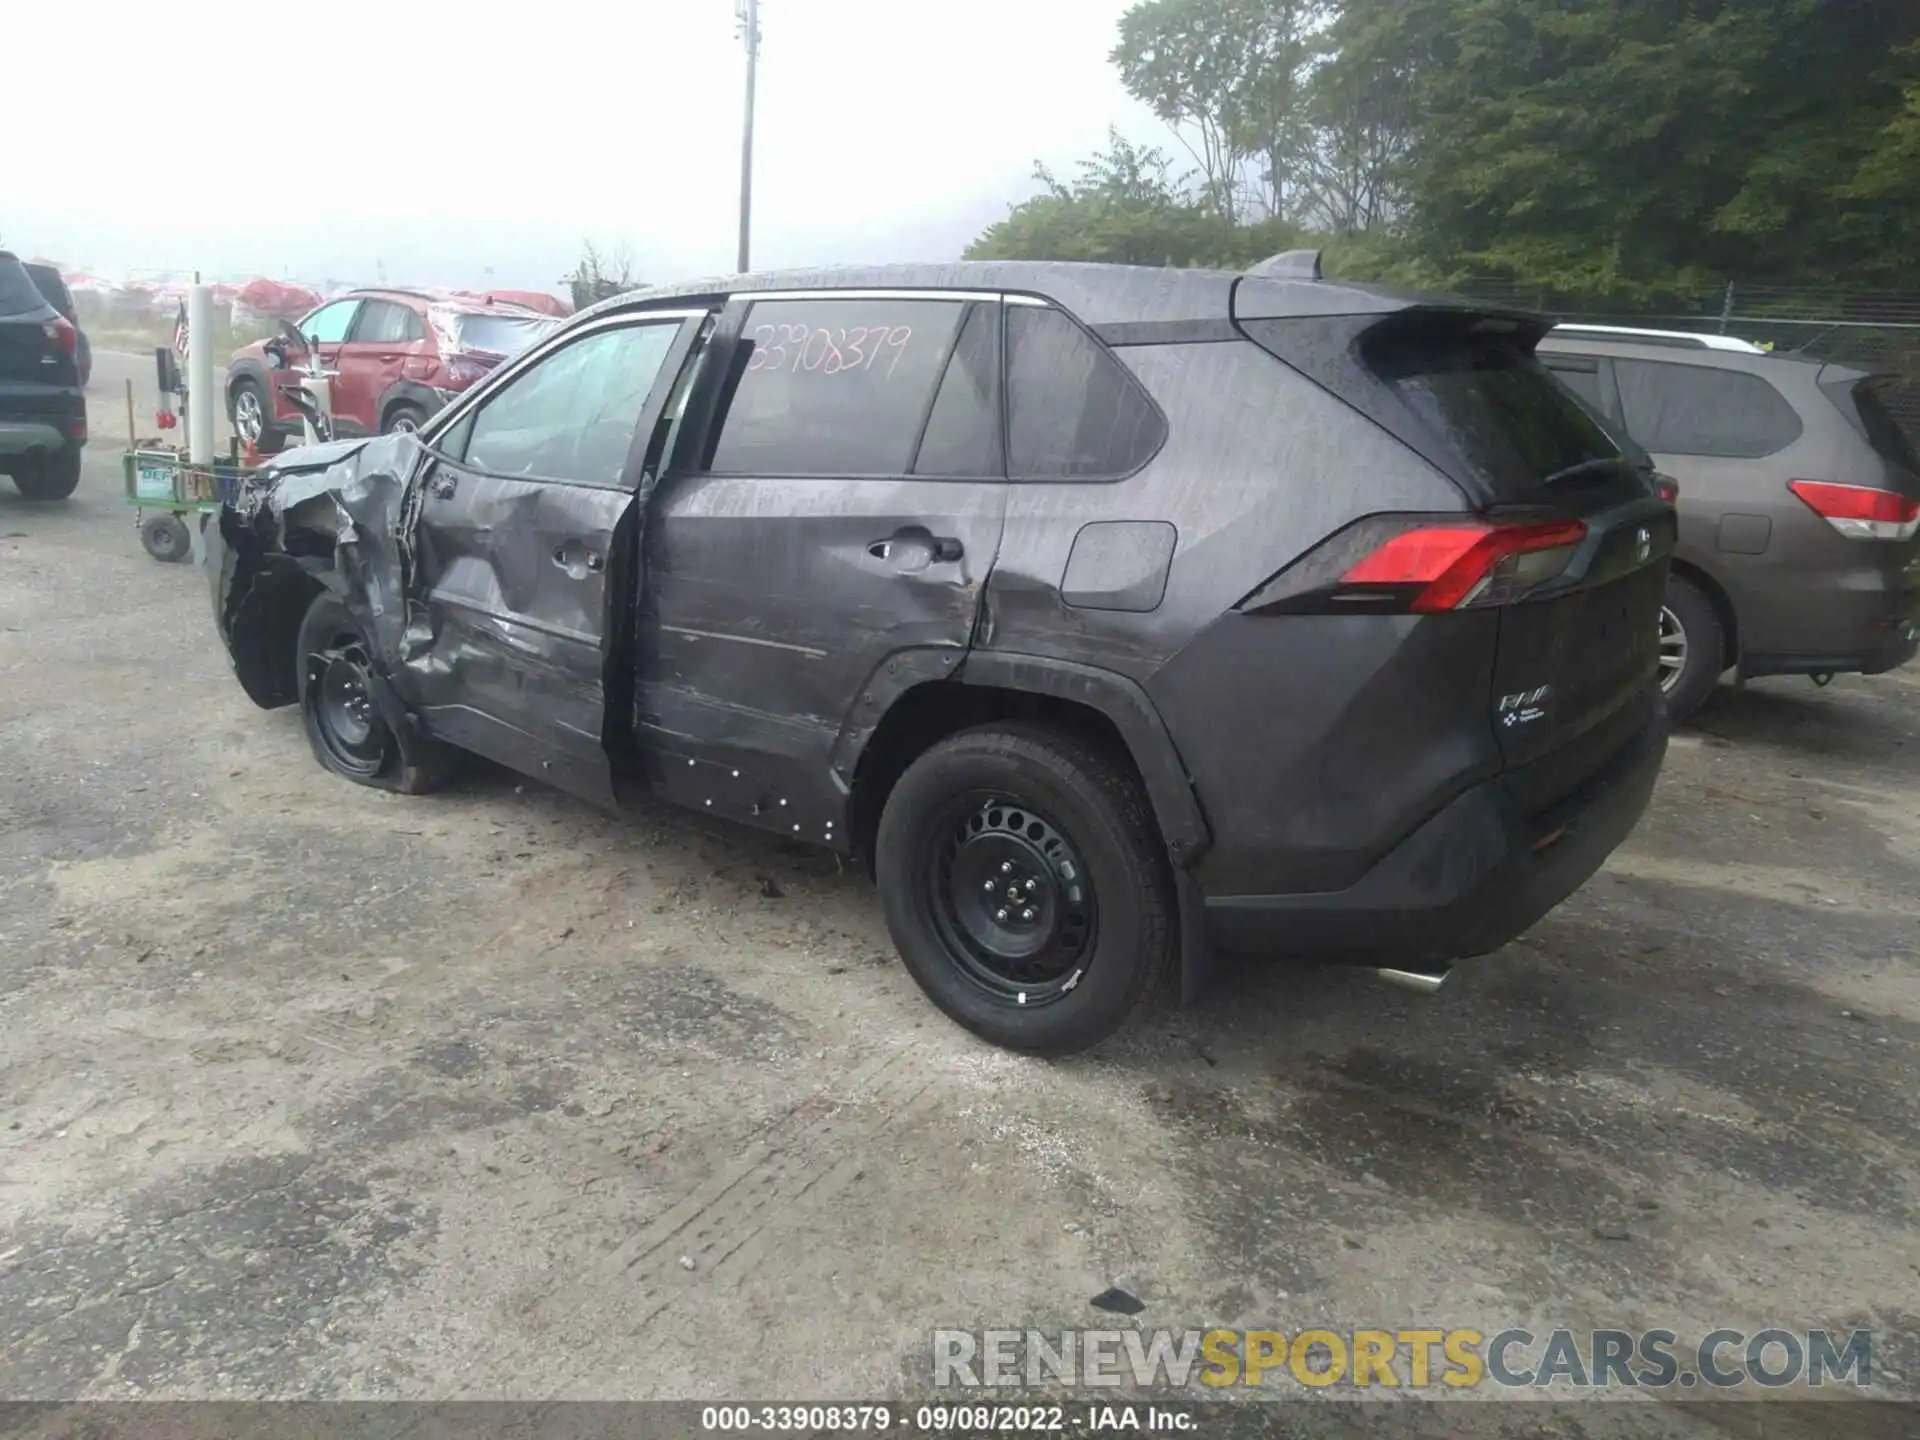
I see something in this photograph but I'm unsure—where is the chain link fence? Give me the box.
[1453,280,1920,446]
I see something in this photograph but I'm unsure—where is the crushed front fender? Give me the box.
[208,433,424,711]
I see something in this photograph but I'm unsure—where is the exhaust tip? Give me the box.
[1375,966,1451,995]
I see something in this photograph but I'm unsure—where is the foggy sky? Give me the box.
[5,0,1162,293]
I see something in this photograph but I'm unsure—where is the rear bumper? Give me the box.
[0,420,69,457]
[1743,613,1919,680]
[1204,709,1668,965]
[0,386,85,456]
[1738,560,1920,680]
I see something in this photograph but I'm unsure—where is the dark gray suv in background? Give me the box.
[1539,328,1920,719]
[209,257,1674,1053]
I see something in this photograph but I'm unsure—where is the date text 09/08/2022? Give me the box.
[699,1404,1193,1432]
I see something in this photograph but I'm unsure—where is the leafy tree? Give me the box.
[1112,0,1277,221]
[1372,0,1920,294]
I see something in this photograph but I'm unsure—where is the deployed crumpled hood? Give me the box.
[263,435,377,476]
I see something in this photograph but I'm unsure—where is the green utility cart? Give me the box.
[123,447,249,564]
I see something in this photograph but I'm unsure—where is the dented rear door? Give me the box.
[410,308,710,805]
[640,293,1006,834]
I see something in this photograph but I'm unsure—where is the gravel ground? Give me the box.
[2,353,1916,1433]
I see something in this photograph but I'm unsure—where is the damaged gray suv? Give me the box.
[208,256,1674,1054]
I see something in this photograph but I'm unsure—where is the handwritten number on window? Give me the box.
[746,323,912,377]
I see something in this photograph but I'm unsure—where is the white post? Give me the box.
[187,282,216,465]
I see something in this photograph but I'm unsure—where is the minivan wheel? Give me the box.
[875,724,1176,1055]
[295,591,456,794]
[1659,573,1725,723]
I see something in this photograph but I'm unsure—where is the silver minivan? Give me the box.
[1539,327,1920,718]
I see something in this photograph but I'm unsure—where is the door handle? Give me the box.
[431,473,457,499]
[868,532,963,566]
[553,545,603,574]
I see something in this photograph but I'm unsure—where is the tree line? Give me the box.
[965,0,1920,301]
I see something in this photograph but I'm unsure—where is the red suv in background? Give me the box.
[226,288,561,453]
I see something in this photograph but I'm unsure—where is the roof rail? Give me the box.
[1246,249,1321,281]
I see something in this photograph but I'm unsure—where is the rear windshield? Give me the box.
[1834,379,1920,474]
[0,257,50,318]
[451,313,556,357]
[1363,323,1622,497]
[24,264,74,318]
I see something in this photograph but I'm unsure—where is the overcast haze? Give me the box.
[5,0,1159,293]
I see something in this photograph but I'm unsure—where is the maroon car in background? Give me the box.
[225,288,561,453]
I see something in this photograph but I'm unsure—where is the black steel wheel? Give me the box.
[876,723,1177,1054]
[918,795,1099,1006]
[294,590,457,793]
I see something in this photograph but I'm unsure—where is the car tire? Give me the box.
[875,723,1177,1055]
[12,447,82,501]
[295,590,458,794]
[230,379,284,455]
[1659,573,1725,723]
[140,513,193,563]
[382,403,426,436]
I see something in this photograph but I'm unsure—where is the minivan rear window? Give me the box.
[1361,323,1621,497]
[1834,379,1920,474]
[24,264,75,319]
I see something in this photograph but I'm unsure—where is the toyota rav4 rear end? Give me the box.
[1131,271,1674,979]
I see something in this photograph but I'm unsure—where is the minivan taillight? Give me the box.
[1654,475,1679,505]
[43,316,77,357]
[1788,480,1920,542]
[1340,520,1589,611]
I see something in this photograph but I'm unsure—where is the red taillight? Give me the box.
[1655,476,1679,505]
[1789,480,1920,542]
[43,316,77,358]
[1341,520,1589,612]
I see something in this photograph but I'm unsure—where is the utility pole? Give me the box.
[735,0,761,273]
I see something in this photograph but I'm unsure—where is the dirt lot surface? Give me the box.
[3,353,1917,1431]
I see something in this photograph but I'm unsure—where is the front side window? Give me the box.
[708,297,969,475]
[462,321,682,486]
[301,301,360,345]
[1615,359,1803,458]
[1005,306,1166,480]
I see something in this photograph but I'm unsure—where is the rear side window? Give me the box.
[352,300,423,344]
[709,298,967,475]
[1362,323,1619,496]
[24,264,74,318]
[1006,307,1165,479]
[912,303,1001,477]
[1615,359,1802,458]
[0,258,48,317]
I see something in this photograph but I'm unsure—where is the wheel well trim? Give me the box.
[831,648,1216,1005]
[1669,558,1739,669]
[377,380,441,431]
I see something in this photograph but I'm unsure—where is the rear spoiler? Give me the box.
[1230,292,1556,503]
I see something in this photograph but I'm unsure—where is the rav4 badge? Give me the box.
[1497,685,1554,729]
